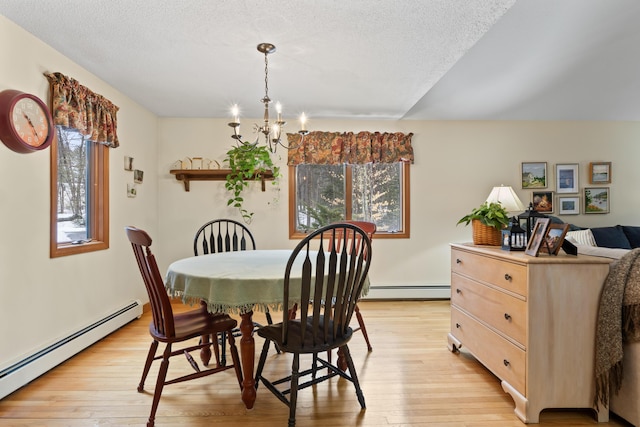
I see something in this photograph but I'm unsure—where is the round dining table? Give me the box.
[164,249,370,409]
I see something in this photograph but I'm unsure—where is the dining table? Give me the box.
[164,249,370,409]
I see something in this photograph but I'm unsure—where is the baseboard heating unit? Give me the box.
[0,299,143,400]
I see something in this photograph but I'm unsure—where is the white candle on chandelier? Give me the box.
[276,102,282,121]
[231,104,240,124]
[300,113,307,132]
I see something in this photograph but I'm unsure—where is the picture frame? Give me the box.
[541,223,570,255]
[134,169,144,184]
[555,163,579,193]
[589,162,611,184]
[525,217,550,257]
[584,187,610,214]
[124,156,134,171]
[521,162,547,189]
[127,183,137,198]
[532,191,554,213]
[558,196,580,215]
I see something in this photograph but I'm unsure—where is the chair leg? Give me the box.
[147,344,172,427]
[288,353,300,427]
[265,308,274,325]
[227,329,243,389]
[138,340,158,392]
[342,345,366,409]
[254,339,271,389]
[354,304,372,351]
[217,332,227,366]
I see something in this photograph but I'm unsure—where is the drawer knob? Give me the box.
[503,359,510,367]
[504,313,512,321]
[456,258,462,264]
[455,323,461,329]
[504,273,512,281]
[456,288,462,294]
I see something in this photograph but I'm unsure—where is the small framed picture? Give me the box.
[589,162,611,184]
[525,218,551,257]
[541,223,570,255]
[556,163,579,193]
[124,156,134,171]
[532,191,554,213]
[127,183,137,198]
[585,187,609,214]
[522,162,547,189]
[134,169,144,184]
[558,196,580,215]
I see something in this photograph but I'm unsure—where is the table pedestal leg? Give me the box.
[239,310,256,409]
[337,347,348,371]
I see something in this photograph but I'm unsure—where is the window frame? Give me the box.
[49,129,109,257]
[288,162,410,239]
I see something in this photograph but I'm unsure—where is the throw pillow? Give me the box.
[591,225,632,249]
[566,229,597,246]
[622,226,640,248]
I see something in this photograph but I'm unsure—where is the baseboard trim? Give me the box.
[363,285,451,300]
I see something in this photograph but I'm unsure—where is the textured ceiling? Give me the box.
[2,0,640,121]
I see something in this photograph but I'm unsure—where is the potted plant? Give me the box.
[224,141,281,223]
[457,202,510,246]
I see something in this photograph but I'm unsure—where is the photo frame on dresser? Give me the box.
[525,218,551,257]
[541,223,570,255]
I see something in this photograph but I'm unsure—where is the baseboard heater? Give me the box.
[0,299,143,400]
[363,285,451,300]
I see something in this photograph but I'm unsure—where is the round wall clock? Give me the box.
[0,89,55,153]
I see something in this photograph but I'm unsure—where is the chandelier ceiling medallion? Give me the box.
[228,43,308,153]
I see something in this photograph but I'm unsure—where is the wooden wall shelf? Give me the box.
[170,169,275,192]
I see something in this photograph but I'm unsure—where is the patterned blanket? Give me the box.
[594,248,640,408]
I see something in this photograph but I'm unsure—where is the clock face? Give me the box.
[12,97,50,147]
[0,89,54,153]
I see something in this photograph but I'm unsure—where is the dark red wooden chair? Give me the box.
[125,226,242,427]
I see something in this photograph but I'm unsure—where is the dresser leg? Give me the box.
[447,333,462,353]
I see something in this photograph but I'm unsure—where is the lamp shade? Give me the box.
[486,185,525,213]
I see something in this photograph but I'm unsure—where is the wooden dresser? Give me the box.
[448,243,612,423]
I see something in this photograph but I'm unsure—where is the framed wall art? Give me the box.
[584,187,609,214]
[589,162,611,184]
[525,217,551,257]
[532,191,554,213]
[541,223,570,255]
[558,196,580,215]
[521,162,547,189]
[556,163,579,193]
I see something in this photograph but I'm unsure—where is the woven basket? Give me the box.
[472,219,502,246]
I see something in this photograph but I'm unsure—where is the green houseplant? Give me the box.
[224,142,280,223]
[457,202,510,246]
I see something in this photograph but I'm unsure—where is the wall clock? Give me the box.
[0,89,54,153]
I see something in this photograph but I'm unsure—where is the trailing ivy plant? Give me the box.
[224,142,280,223]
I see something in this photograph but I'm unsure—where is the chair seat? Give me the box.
[257,318,353,354]
[150,310,237,343]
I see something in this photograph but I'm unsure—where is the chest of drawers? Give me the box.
[448,243,612,423]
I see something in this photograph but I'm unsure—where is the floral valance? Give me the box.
[286,131,413,166]
[44,72,120,148]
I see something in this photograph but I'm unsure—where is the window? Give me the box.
[50,126,109,257]
[45,72,118,258]
[289,162,410,238]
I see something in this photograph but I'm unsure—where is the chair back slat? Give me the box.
[193,219,256,256]
[282,223,371,348]
[125,226,175,337]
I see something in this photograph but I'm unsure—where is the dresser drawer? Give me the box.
[451,248,527,296]
[451,306,526,396]
[451,273,527,346]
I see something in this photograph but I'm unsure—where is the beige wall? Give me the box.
[2,12,640,377]
[157,118,640,299]
[0,16,158,368]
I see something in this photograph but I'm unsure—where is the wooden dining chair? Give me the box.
[125,226,242,427]
[193,218,275,364]
[254,223,372,427]
[331,220,376,352]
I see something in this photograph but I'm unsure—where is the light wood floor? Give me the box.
[0,300,632,426]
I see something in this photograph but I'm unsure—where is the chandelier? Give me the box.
[228,43,308,153]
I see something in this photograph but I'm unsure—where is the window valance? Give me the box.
[44,72,120,148]
[286,131,413,166]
